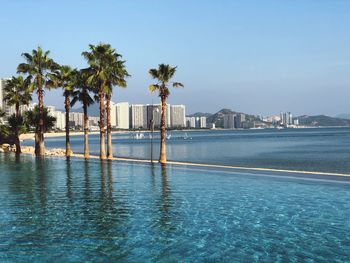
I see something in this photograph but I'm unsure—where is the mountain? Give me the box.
[336,114,350,120]
[206,108,262,128]
[187,112,213,118]
[298,115,350,127]
[58,103,100,117]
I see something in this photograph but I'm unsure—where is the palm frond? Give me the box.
[149,84,159,93]
[173,82,184,88]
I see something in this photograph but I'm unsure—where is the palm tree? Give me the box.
[0,110,9,144]
[49,65,76,157]
[4,76,32,154]
[17,47,58,156]
[105,53,129,160]
[24,106,57,134]
[149,64,184,164]
[0,110,7,143]
[71,71,95,159]
[82,43,116,160]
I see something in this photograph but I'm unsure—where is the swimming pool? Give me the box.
[1,154,350,262]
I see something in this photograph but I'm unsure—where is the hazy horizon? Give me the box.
[1,0,349,117]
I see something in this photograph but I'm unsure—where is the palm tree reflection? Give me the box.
[36,157,47,208]
[83,160,91,200]
[66,158,73,202]
[153,164,178,232]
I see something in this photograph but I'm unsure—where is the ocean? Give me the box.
[23,127,350,173]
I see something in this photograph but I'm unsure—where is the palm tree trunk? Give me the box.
[15,103,21,155]
[36,86,45,156]
[106,93,113,160]
[83,104,89,159]
[159,96,167,164]
[65,94,71,157]
[99,83,106,160]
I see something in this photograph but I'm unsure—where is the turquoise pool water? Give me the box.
[1,154,350,262]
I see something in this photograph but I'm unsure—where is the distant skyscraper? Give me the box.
[0,79,6,112]
[280,112,293,126]
[186,117,196,128]
[88,116,99,128]
[147,104,170,129]
[223,114,235,129]
[199,117,207,128]
[116,102,129,129]
[48,106,66,130]
[130,104,148,129]
[110,101,117,127]
[69,112,84,127]
[0,78,14,118]
[170,105,186,128]
[234,114,245,128]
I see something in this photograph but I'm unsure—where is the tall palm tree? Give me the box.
[105,54,129,160]
[17,47,58,156]
[4,76,32,154]
[82,43,116,160]
[0,109,5,119]
[71,71,95,159]
[149,64,184,164]
[49,65,76,157]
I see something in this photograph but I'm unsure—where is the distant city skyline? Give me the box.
[1,1,349,116]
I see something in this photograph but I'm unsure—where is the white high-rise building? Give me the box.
[48,106,66,130]
[116,102,129,129]
[130,104,148,129]
[69,112,84,127]
[199,117,207,128]
[147,104,171,128]
[0,78,14,118]
[280,112,293,126]
[53,111,66,130]
[186,117,196,128]
[110,101,117,127]
[223,114,236,129]
[0,79,6,112]
[170,105,186,128]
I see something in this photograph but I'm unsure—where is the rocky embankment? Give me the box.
[0,144,68,156]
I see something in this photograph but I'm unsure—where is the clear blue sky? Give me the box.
[0,0,349,116]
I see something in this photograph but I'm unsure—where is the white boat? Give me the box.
[184,132,189,139]
[134,132,145,139]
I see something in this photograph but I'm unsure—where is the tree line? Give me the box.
[0,43,183,164]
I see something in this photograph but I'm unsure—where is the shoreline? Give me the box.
[5,145,350,178]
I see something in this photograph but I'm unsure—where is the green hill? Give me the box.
[298,115,350,127]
